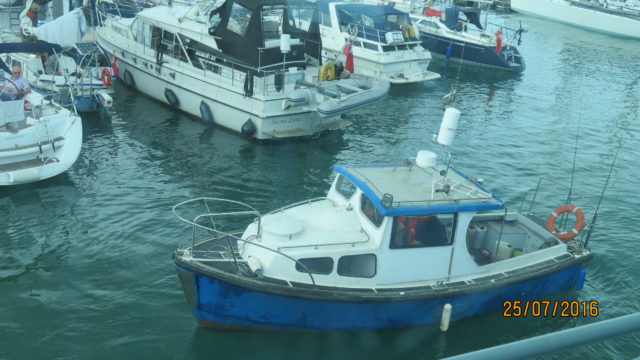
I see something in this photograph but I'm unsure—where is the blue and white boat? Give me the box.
[172,108,592,330]
[392,0,526,72]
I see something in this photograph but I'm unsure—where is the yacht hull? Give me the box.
[97,36,357,140]
[511,0,640,39]
[0,110,82,185]
[420,33,525,72]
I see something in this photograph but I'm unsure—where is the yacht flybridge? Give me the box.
[95,0,390,140]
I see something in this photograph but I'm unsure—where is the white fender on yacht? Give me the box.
[8,168,41,184]
[247,256,263,276]
[436,107,460,146]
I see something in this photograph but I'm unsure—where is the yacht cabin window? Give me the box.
[360,194,383,227]
[228,2,252,36]
[337,254,376,278]
[335,175,356,200]
[295,257,334,275]
[390,214,456,249]
[261,6,284,40]
[288,6,315,32]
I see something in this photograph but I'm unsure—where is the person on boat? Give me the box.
[393,215,448,248]
[0,65,31,101]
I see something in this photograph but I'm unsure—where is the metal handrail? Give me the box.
[173,197,319,285]
[441,313,640,360]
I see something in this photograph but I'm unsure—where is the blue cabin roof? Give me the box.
[0,42,63,72]
[317,0,409,29]
[333,162,504,216]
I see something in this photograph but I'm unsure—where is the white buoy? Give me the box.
[280,34,291,53]
[247,256,263,277]
[436,108,461,146]
[416,150,437,168]
[440,303,452,331]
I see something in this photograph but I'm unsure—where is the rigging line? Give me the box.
[584,140,622,248]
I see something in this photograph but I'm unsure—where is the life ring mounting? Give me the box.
[101,68,112,87]
[545,204,585,241]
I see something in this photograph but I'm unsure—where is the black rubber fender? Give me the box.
[241,119,255,137]
[123,70,135,89]
[199,101,214,123]
[164,88,180,108]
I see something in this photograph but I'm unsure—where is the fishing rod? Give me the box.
[561,117,580,230]
[583,140,622,248]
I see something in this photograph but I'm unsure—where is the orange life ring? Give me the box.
[101,68,112,87]
[545,204,585,241]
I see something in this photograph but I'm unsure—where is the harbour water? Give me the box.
[1,13,639,360]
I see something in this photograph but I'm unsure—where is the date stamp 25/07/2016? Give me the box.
[503,300,599,318]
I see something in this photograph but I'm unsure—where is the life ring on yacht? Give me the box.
[100,68,112,87]
[319,62,335,82]
[545,205,585,241]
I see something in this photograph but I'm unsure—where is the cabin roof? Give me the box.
[333,162,504,216]
[317,0,407,17]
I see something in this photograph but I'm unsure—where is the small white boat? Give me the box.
[0,76,82,186]
[317,0,441,84]
[172,108,593,330]
[94,0,389,140]
[511,0,640,39]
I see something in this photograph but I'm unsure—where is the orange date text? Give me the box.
[502,300,599,318]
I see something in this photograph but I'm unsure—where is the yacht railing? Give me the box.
[346,23,420,46]
[173,197,319,286]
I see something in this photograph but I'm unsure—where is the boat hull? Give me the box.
[511,0,640,39]
[0,112,82,185]
[420,33,525,72]
[175,259,588,330]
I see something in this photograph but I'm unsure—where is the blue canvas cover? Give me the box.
[317,0,408,30]
[0,42,63,72]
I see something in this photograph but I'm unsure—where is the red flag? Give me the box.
[112,53,120,76]
[342,39,354,73]
[495,29,502,55]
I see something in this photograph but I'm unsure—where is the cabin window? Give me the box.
[228,2,252,36]
[360,194,383,227]
[288,5,315,32]
[335,175,356,200]
[337,254,376,278]
[135,21,152,47]
[295,257,334,275]
[390,214,456,249]
[384,14,411,31]
[362,42,378,51]
[261,6,284,40]
[320,12,331,27]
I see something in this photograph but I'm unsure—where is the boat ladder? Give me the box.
[34,117,56,157]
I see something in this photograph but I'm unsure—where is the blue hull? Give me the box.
[421,33,526,73]
[176,262,587,330]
